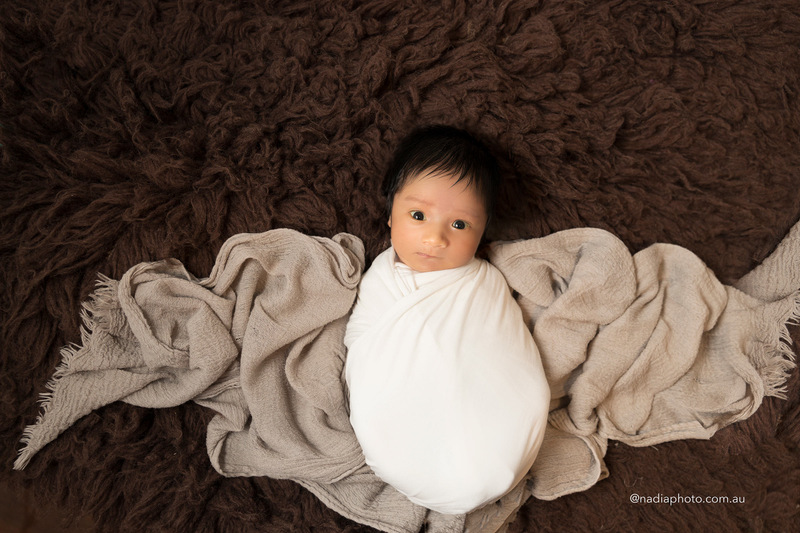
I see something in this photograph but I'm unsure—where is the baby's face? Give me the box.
[388,169,488,272]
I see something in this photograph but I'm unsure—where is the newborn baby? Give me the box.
[344,126,550,515]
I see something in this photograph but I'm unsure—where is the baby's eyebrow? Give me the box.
[401,195,482,220]
[401,195,432,206]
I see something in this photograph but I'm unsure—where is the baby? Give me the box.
[344,126,550,515]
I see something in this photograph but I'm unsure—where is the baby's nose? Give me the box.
[423,227,447,247]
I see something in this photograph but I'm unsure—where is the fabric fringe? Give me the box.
[14,274,119,470]
[759,289,800,400]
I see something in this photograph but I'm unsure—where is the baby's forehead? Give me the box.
[397,168,476,193]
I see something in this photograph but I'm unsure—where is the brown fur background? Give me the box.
[2,0,799,531]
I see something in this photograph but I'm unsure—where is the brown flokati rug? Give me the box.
[2,0,799,531]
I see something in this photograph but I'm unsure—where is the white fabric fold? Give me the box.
[344,248,550,515]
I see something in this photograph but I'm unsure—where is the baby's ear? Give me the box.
[387,214,392,228]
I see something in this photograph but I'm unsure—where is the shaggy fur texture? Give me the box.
[2,0,799,531]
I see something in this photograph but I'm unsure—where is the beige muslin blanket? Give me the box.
[14,223,800,533]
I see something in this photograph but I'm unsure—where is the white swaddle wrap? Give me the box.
[344,247,550,515]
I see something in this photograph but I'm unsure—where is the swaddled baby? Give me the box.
[344,126,550,515]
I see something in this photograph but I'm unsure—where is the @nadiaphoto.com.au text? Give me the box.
[630,493,746,505]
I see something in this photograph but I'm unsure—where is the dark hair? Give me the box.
[382,125,500,223]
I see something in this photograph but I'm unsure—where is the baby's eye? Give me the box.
[452,220,468,230]
[410,210,425,221]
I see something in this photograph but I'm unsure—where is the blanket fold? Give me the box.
[489,227,798,500]
[15,229,367,484]
[14,222,799,533]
